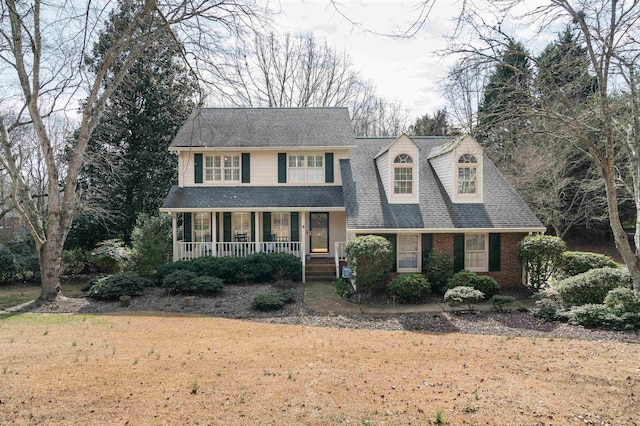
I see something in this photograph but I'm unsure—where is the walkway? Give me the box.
[303,281,536,315]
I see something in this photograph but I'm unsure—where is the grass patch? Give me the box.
[0,279,86,310]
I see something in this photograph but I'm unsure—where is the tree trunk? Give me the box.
[38,240,63,301]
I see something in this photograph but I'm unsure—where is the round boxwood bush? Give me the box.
[252,292,285,311]
[567,304,621,328]
[278,289,296,303]
[444,286,484,310]
[446,270,500,299]
[162,270,198,292]
[388,274,431,304]
[556,251,619,280]
[87,273,150,300]
[189,276,224,294]
[552,267,632,307]
[604,287,640,314]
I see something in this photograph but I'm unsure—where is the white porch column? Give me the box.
[300,211,306,283]
[254,211,261,252]
[211,212,217,256]
[171,212,178,261]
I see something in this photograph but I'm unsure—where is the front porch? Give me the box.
[165,210,347,282]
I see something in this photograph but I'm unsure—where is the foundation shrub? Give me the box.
[518,235,566,291]
[345,235,393,295]
[446,270,500,299]
[187,276,224,295]
[388,273,431,303]
[423,253,454,294]
[334,278,353,298]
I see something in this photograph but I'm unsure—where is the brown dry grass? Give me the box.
[0,313,638,425]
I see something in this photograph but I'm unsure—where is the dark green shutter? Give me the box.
[242,153,250,183]
[215,213,220,243]
[194,154,203,184]
[223,212,232,242]
[421,234,433,272]
[250,212,255,241]
[384,234,397,272]
[489,233,501,271]
[453,234,465,272]
[325,153,334,183]
[183,213,192,242]
[263,212,272,241]
[290,212,299,242]
[278,153,287,183]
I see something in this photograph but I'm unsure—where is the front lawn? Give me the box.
[0,279,86,309]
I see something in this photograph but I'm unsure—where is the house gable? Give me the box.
[374,134,420,204]
[429,134,483,204]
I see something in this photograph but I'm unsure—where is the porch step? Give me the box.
[305,258,337,281]
[306,272,337,282]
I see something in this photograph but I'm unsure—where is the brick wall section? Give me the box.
[431,232,527,288]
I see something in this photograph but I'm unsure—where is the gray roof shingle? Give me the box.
[341,137,545,230]
[161,185,345,210]
[170,107,355,148]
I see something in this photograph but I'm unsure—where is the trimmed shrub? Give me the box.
[242,253,275,283]
[388,274,431,304]
[278,289,296,303]
[268,252,302,282]
[489,295,515,313]
[604,287,640,314]
[567,304,622,328]
[334,278,353,298]
[155,260,199,283]
[534,297,561,321]
[252,292,285,311]
[556,251,619,280]
[444,286,484,310]
[87,273,150,300]
[553,267,632,307]
[188,276,224,295]
[131,214,172,277]
[518,235,566,291]
[446,270,500,299]
[161,270,198,292]
[345,235,393,295]
[423,253,454,294]
[0,243,17,283]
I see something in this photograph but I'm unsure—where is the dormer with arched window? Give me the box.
[374,134,420,204]
[428,134,483,203]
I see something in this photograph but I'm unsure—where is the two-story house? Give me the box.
[160,107,545,285]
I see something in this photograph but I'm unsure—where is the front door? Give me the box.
[309,212,329,253]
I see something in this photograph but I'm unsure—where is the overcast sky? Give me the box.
[273,0,559,121]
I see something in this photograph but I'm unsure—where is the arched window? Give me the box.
[457,154,477,194]
[393,154,414,194]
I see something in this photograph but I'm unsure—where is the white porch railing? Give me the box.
[334,241,346,278]
[176,241,301,261]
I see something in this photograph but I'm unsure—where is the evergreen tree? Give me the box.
[69,0,196,248]
[476,40,532,163]
[408,109,450,136]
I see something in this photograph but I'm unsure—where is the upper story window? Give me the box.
[457,154,477,194]
[393,154,414,195]
[205,154,240,182]
[289,154,324,183]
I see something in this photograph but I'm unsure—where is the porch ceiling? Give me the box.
[161,185,345,210]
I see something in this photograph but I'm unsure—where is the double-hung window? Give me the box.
[288,154,324,183]
[204,154,240,183]
[457,154,477,194]
[397,234,420,271]
[193,213,211,243]
[393,154,414,195]
[465,234,486,271]
[272,212,290,241]
[232,212,251,241]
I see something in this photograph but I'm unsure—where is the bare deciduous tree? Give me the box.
[0,0,263,300]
